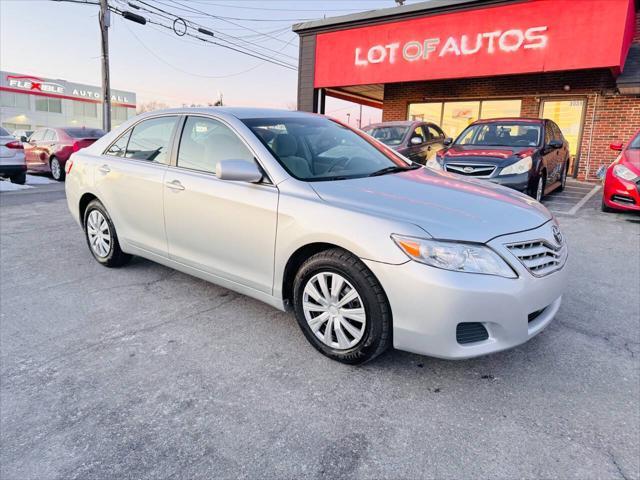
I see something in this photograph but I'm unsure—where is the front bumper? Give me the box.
[487,172,530,192]
[603,169,640,212]
[364,222,568,359]
[0,164,27,176]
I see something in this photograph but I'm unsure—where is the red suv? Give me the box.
[602,129,640,213]
[24,127,105,181]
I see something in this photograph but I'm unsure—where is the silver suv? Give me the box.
[65,108,568,364]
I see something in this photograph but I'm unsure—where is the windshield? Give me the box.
[0,127,10,137]
[242,116,412,181]
[629,132,640,149]
[364,125,409,146]
[456,123,541,147]
[64,128,105,138]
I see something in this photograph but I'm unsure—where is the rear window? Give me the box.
[0,127,10,137]
[64,128,105,138]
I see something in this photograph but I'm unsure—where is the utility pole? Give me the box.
[346,113,351,125]
[100,0,112,132]
[358,103,363,129]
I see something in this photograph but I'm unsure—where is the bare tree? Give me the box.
[137,100,170,114]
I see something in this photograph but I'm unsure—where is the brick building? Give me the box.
[294,0,640,180]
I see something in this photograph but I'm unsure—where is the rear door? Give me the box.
[95,115,179,256]
[163,115,278,293]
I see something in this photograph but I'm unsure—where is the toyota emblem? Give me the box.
[552,225,563,245]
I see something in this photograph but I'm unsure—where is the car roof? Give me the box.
[364,120,434,129]
[137,107,315,120]
[473,117,545,124]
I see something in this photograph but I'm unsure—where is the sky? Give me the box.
[0,0,422,125]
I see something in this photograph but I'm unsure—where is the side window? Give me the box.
[544,123,553,144]
[552,122,563,141]
[43,129,56,141]
[105,130,132,157]
[429,125,445,139]
[30,129,45,142]
[125,116,178,164]
[412,126,425,141]
[177,116,254,174]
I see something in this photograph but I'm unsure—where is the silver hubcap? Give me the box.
[86,210,111,258]
[536,177,544,201]
[51,159,61,179]
[302,272,366,350]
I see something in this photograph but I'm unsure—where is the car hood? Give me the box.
[623,149,640,171]
[310,168,551,243]
[441,145,534,166]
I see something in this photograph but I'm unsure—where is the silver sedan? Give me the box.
[65,108,568,364]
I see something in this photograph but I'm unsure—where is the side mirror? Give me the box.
[443,137,453,146]
[548,139,563,149]
[410,136,423,145]
[216,159,263,183]
[609,141,623,151]
[20,135,28,142]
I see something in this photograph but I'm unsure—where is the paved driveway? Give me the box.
[1,192,638,480]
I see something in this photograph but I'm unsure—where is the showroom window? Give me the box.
[111,106,129,121]
[73,101,98,118]
[408,99,522,139]
[0,91,30,109]
[35,97,62,113]
[2,122,32,132]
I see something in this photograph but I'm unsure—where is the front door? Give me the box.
[94,115,179,256]
[163,115,278,294]
[541,99,586,177]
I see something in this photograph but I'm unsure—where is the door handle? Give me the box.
[166,179,185,191]
[98,164,111,174]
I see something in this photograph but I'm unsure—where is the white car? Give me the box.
[0,127,27,184]
[65,108,568,364]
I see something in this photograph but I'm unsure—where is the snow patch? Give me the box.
[26,174,55,185]
[0,179,33,191]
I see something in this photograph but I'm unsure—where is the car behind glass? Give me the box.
[65,108,568,364]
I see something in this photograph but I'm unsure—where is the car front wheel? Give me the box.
[84,199,131,267]
[531,174,545,202]
[293,248,392,364]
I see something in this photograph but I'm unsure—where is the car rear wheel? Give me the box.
[84,199,131,267]
[9,171,26,185]
[293,248,392,364]
[50,157,64,181]
[557,161,568,192]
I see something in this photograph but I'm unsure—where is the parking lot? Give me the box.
[1,182,638,480]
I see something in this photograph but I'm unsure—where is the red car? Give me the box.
[24,127,105,181]
[602,129,640,213]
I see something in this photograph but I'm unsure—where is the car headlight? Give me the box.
[391,235,517,278]
[613,164,638,181]
[500,156,532,176]
[426,158,442,170]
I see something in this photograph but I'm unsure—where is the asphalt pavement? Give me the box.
[1,186,638,479]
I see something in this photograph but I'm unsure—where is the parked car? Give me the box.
[24,127,105,181]
[362,120,447,164]
[0,127,27,184]
[602,128,640,212]
[431,118,570,201]
[13,129,34,142]
[66,108,568,364]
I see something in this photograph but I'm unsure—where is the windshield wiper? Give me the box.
[368,164,421,177]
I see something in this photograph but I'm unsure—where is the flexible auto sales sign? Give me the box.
[313,0,636,88]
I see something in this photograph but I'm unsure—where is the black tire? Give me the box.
[9,171,26,185]
[601,197,617,213]
[293,248,392,365]
[529,172,546,202]
[50,157,65,181]
[557,161,568,192]
[83,199,131,267]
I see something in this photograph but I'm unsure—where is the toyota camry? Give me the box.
[65,108,568,364]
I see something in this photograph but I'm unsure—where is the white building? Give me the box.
[0,71,136,133]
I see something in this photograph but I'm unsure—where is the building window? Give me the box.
[111,106,128,121]
[1,91,30,109]
[73,100,98,118]
[35,97,62,113]
[408,99,522,139]
[2,122,32,132]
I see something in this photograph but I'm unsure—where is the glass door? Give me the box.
[541,99,586,176]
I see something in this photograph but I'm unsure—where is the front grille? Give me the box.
[506,239,567,277]
[445,163,496,177]
[456,322,489,344]
[528,308,545,323]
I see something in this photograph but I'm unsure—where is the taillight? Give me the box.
[72,142,80,152]
[65,159,74,174]
[5,141,24,149]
